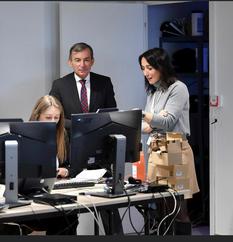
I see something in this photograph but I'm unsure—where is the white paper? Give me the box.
[74,169,107,182]
[0,184,5,198]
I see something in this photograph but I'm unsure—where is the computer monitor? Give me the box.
[0,121,57,205]
[0,118,23,181]
[70,109,142,197]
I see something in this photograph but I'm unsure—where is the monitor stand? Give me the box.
[4,140,31,207]
[90,134,136,198]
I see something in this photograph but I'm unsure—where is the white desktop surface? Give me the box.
[0,184,189,222]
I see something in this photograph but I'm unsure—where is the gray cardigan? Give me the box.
[144,80,190,136]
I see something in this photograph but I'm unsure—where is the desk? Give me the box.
[0,185,189,235]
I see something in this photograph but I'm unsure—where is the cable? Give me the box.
[120,198,130,222]
[161,189,181,235]
[121,181,142,236]
[162,190,177,235]
[55,215,79,235]
[146,191,168,235]
[120,178,141,235]
[76,200,105,235]
[156,189,177,235]
[120,180,131,222]
[20,192,78,235]
[52,196,79,235]
[127,201,142,235]
[81,195,105,235]
[162,188,182,235]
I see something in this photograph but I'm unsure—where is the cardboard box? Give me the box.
[166,132,183,142]
[147,159,157,183]
[166,140,182,153]
[169,177,190,191]
[151,139,182,153]
[150,132,183,152]
[147,132,184,182]
[159,177,190,191]
[155,164,188,178]
[150,138,166,151]
[148,150,182,166]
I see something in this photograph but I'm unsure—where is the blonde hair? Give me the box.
[29,95,67,163]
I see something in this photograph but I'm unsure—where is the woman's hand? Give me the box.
[143,110,168,124]
[143,110,167,132]
[142,122,153,133]
[57,167,69,178]
[143,112,153,123]
[159,109,168,117]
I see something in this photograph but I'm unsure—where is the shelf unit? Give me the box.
[159,36,209,224]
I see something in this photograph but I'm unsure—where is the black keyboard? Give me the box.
[53,180,95,190]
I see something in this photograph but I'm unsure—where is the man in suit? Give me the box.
[49,42,122,235]
[49,42,117,128]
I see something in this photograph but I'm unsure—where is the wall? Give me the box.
[209,1,233,235]
[0,1,147,120]
[0,2,59,121]
[59,1,147,111]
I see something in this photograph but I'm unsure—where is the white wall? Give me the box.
[59,1,147,111]
[0,1,59,121]
[0,1,147,120]
[210,1,233,235]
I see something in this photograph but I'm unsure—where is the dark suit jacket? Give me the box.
[49,72,117,127]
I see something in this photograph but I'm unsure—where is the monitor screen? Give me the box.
[70,109,142,196]
[0,121,57,196]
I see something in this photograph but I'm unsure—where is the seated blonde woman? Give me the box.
[29,94,75,178]
[20,95,78,235]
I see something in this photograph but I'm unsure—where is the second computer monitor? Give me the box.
[70,109,142,176]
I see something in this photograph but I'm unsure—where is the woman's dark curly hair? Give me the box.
[138,48,177,94]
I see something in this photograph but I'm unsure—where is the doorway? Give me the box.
[147,0,209,227]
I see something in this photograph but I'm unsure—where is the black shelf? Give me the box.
[160,35,209,224]
[160,36,209,44]
[176,72,209,78]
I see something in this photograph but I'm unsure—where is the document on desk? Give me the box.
[75,169,107,183]
[0,184,5,198]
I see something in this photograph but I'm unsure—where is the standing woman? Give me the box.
[139,47,199,234]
